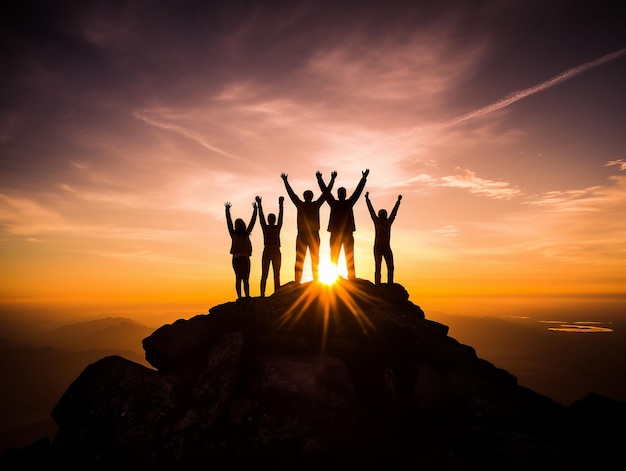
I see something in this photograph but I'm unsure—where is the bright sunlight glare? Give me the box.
[318,260,339,285]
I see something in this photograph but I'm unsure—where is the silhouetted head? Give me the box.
[234,218,246,233]
[338,187,347,200]
[303,190,314,202]
[378,209,388,219]
[268,213,276,225]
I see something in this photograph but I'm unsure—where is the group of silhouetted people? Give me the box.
[225,170,402,299]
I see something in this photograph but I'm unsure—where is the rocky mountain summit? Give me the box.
[3,279,625,470]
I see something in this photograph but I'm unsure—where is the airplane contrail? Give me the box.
[390,47,626,142]
[449,48,626,125]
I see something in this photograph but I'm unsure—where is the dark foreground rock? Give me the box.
[2,279,625,470]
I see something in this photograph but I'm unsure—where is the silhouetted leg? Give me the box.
[295,233,307,283]
[235,278,241,298]
[386,248,394,284]
[310,232,320,281]
[374,246,382,285]
[329,232,341,265]
[261,250,270,297]
[345,234,355,280]
[273,252,282,292]
[242,257,251,297]
[233,256,243,298]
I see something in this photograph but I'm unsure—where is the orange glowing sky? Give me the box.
[1,0,624,320]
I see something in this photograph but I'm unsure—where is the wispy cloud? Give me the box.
[0,194,68,235]
[432,224,460,237]
[605,159,626,171]
[438,168,522,199]
[95,248,207,266]
[133,111,243,161]
[525,175,626,213]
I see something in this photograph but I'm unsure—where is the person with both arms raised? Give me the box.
[317,169,369,280]
[224,199,257,299]
[281,171,336,284]
[256,195,284,296]
[365,191,402,285]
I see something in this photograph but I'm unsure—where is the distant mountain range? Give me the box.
[0,318,154,452]
[21,317,153,352]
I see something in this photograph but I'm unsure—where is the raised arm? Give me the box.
[246,201,258,235]
[277,196,284,228]
[389,195,402,224]
[364,192,377,221]
[348,169,369,204]
[316,170,337,202]
[256,196,266,227]
[225,202,234,235]
[281,173,300,205]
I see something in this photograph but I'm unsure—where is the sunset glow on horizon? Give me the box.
[1,0,624,323]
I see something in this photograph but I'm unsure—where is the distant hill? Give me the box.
[26,317,155,354]
[0,318,154,453]
[0,337,31,350]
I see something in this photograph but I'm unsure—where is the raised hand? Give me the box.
[279,196,285,204]
[281,173,288,181]
[362,169,369,178]
[365,191,369,199]
[255,195,262,204]
[398,195,402,200]
[252,201,257,209]
[225,202,232,209]
[316,170,322,178]
[331,170,337,179]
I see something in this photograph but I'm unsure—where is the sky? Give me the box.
[1,0,624,324]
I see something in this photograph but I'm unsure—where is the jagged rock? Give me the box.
[143,279,434,375]
[50,355,174,467]
[3,280,625,470]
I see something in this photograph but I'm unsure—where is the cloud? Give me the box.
[94,248,207,266]
[432,225,460,237]
[305,28,485,105]
[438,168,522,199]
[133,111,244,161]
[0,194,68,235]
[605,159,626,171]
[525,175,626,213]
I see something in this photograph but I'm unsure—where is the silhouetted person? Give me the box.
[256,195,284,296]
[281,171,335,283]
[318,169,369,280]
[225,200,257,299]
[365,192,402,284]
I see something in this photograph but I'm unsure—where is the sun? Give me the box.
[317,260,339,285]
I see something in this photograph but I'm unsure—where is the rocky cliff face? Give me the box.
[3,280,625,470]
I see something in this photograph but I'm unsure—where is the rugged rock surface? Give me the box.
[2,279,625,469]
